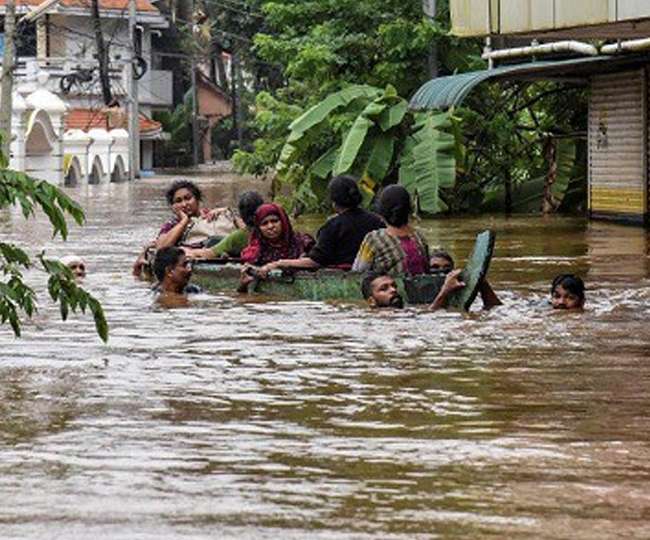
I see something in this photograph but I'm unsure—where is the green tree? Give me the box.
[0,143,108,341]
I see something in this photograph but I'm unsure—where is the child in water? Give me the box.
[550,274,585,310]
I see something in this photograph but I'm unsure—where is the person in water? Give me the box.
[184,191,265,260]
[550,274,585,310]
[60,255,86,281]
[153,246,194,295]
[362,270,466,310]
[352,185,430,276]
[156,180,240,250]
[428,248,502,309]
[429,250,454,272]
[258,175,385,275]
[361,272,404,308]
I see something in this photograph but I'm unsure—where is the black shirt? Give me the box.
[309,208,385,267]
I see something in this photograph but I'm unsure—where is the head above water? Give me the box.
[238,191,265,228]
[153,246,192,291]
[361,272,404,309]
[60,255,86,280]
[165,180,203,207]
[329,175,362,211]
[551,274,585,310]
[429,250,454,273]
[378,185,412,227]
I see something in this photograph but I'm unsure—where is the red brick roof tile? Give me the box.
[65,108,162,134]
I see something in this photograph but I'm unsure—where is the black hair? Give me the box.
[238,191,264,228]
[165,180,203,206]
[378,185,411,227]
[361,271,385,300]
[329,175,362,210]
[153,247,184,282]
[430,249,454,268]
[551,274,585,302]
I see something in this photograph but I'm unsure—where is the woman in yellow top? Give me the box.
[352,185,429,276]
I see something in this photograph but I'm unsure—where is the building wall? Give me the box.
[451,0,650,36]
[589,69,648,221]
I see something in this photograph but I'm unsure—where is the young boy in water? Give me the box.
[550,274,585,310]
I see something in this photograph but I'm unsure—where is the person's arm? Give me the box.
[183,247,217,260]
[258,257,320,277]
[429,269,465,311]
[351,236,373,273]
[156,212,190,249]
[478,279,502,309]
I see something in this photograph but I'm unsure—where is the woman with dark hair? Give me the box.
[240,203,315,266]
[183,191,264,259]
[156,179,239,250]
[550,274,585,309]
[257,175,385,276]
[352,185,429,275]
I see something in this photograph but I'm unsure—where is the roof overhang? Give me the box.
[410,54,650,110]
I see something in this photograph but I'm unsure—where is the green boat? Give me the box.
[191,230,496,310]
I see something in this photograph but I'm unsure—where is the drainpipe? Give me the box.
[601,38,650,54]
[484,37,493,69]
[482,40,598,62]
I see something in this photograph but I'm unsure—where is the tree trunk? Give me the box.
[91,0,113,105]
[504,169,513,215]
[542,137,558,214]
[0,0,16,157]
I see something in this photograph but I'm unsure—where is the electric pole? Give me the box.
[91,0,113,105]
[0,0,16,157]
[128,0,140,179]
[191,58,199,166]
[423,0,438,79]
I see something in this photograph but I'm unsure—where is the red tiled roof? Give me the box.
[65,108,162,134]
[1,0,158,13]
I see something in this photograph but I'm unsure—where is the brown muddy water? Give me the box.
[1,175,650,539]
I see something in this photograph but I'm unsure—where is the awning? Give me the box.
[409,54,650,110]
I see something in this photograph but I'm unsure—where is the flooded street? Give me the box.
[2,175,650,539]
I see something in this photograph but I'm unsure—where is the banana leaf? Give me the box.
[398,111,456,215]
[310,146,339,179]
[378,100,408,132]
[365,133,395,182]
[288,85,382,136]
[333,100,389,175]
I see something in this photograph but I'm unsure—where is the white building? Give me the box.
[0,0,171,185]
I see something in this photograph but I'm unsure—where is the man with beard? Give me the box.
[361,270,466,310]
[361,273,405,309]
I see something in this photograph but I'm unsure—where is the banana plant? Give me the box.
[276,84,458,214]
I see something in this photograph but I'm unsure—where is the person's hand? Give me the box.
[201,207,229,222]
[441,269,465,295]
[257,261,278,278]
[233,215,246,229]
[173,205,190,224]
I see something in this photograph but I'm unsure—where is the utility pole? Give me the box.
[91,0,113,105]
[0,0,16,157]
[423,0,438,79]
[128,0,140,179]
[190,58,199,166]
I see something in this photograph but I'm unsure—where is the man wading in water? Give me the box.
[153,247,198,306]
[361,271,466,310]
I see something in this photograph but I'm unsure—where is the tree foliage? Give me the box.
[0,146,108,341]
[224,0,587,215]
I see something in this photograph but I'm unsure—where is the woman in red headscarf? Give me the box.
[240,203,314,266]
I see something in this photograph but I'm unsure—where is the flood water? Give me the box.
[2,176,650,539]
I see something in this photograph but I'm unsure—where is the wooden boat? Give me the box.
[191,230,496,310]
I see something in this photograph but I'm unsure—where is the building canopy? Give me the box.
[409,55,650,110]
